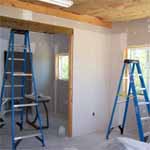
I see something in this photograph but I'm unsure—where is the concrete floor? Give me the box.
[0,130,118,150]
[0,114,140,150]
[0,125,139,150]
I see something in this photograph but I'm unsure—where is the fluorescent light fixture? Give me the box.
[38,0,74,8]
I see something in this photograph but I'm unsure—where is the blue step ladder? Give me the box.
[0,29,45,150]
[106,59,150,142]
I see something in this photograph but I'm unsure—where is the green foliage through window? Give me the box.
[58,55,69,80]
[128,47,150,95]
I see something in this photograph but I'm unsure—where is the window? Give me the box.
[56,53,69,80]
[128,47,150,95]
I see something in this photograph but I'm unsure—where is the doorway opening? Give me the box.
[0,17,73,142]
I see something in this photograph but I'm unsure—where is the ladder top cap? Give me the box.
[11,29,29,34]
[124,59,139,64]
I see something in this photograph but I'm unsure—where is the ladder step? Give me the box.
[6,72,32,76]
[14,103,38,108]
[123,77,129,80]
[141,116,150,121]
[14,133,41,141]
[13,73,32,77]
[131,73,143,77]
[8,58,24,61]
[10,44,27,48]
[2,97,23,100]
[2,97,23,105]
[139,88,146,91]
[138,101,150,106]
[3,108,22,114]
[5,85,24,88]
[117,100,128,104]
[118,93,127,97]
[118,93,133,98]
[123,74,143,79]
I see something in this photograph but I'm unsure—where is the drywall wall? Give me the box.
[112,18,150,46]
[0,6,112,136]
[73,28,111,136]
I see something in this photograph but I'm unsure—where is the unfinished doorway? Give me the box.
[0,16,73,137]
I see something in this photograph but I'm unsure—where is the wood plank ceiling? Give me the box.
[64,0,150,22]
[1,0,150,27]
[0,0,112,28]
[62,0,150,22]
[20,0,150,22]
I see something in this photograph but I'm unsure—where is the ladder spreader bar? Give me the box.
[5,85,24,88]
[14,103,38,108]
[141,116,150,121]
[138,102,150,105]
[14,133,41,141]
[8,58,24,61]
[6,72,32,76]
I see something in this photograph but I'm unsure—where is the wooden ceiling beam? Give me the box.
[0,16,73,35]
[0,0,112,28]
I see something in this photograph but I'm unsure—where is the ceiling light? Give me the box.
[38,0,74,8]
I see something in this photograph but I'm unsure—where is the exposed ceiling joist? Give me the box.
[0,0,112,28]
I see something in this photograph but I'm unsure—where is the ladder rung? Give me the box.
[2,97,23,100]
[144,132,150,137]
[132,74,143,76]
[2,97,23,105]
[117,100,128,104]
[118,93,127,97]
[5,85,24,88]
[118,93,133,98]
[141,116,150,121]
[8,58,24,61]
[123,74,143,79]
[6,72,32,76]
[139,88,146,91]
[14,133,41,141]
[138,102,150,106]
[123,77,129,80]
[13,73,32,76]
[14,103,38,108]
[129,73,143,78]
[10,44,27,48]
[3,109,22,114]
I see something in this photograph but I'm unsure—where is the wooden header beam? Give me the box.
[0,16,73,35]
[0,0,112,28]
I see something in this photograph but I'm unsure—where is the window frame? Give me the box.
[55,52,69,81]
[125,46,150,96]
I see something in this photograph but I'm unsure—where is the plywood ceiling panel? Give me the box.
[2,0,150,23]
[0,0,112,28]
[19,0,150,22]
[64,0,150,22]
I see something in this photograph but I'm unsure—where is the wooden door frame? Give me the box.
[68,32,73,137]
[0,16,73,137]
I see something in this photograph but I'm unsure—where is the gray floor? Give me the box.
[0,114,139,150]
